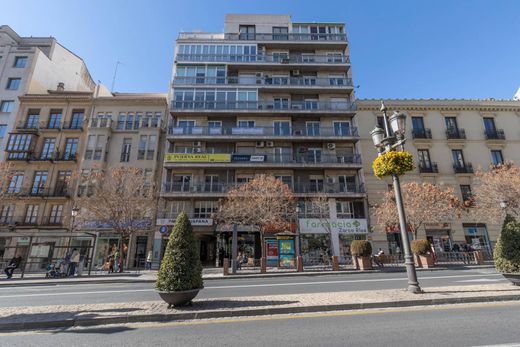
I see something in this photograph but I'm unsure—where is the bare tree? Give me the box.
[472,162,520,221]
[373,182,463,240]
[215,175,296,259]
[75,166,156,272]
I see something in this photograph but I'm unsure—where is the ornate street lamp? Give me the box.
[370,101,422,294]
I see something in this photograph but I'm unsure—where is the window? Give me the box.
[309,176,324,192]
[168,174,191,192]
[483,117,496,132]
[0,205,15,224]
[491,150,504,165]
[239,25,255,40]
[445,117,458,131]
[306,121,320,136]
[55,170,71,196]
[14,56,28,68]
[64,138,79,160]
[305,99,318,110]
[48,110,62,129]
[417,149,432,169]
[117,113,126,130]
[6,78,21,90]
[40,138,56,160]
[0,100,14,112]
[24,205,39,224]
[126,113,134,130]
[273,121,290,136]
[121,138,132,162]
[272,52,289,63]
[336,201,354,218]
[326,53,343,63]
[48,205,64,224]
[31,171,48,195]
[6,134,33,159]
[273,97,289,110]
[85,135,105,160]
[152,112,161,128]
[135,112,143,130]
[194,201,218,218]
[463,224,491,252]
[7,173,24,193]
[0,124,6,138]
[307,148,322,163]
[138,135,157,160]
[412,116,425,131]
[70,110,84,129]
[333,121,351,136]
[272,27,289,40]
[452,149,465,168]
[237,120,255,128]
[460,185,472,202]
[26,110,40,128]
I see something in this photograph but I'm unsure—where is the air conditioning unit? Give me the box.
[194,148,202,153]
[256,141,265,148]
[326,176,335,184]
[255,72,263,78]
[266,141,274,147]
[292,70,300,76]
[193,141,202,147]
[327,143,336,150]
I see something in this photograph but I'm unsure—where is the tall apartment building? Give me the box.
[0,25,95,161]
[1,88,93,271]
[159,14,367,266]
[80,86,168,269]
[357,99,520,257]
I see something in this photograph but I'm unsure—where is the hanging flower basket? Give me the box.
[372,151,415,179]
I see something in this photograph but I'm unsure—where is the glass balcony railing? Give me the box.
[171,100,357,112]
[176,53,349,64]
[178,32,348,42]
[173,76,354,87]
[168,126,359,137]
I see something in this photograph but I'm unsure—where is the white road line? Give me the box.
[0,273,501,298]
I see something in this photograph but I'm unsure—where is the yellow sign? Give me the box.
[164,153,231,163]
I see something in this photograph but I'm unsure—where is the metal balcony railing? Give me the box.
[15,121,40,131]
[171,100,357,112]
[484,129,505,140]
[177,32,348,42]
[40,216,65,226]
[453,163,474,174]
[176,53,350,64]
[7,186,71,198]
[446,128,466,139]
[412,128,432,139]
[165,153,362,165]
[62,121,84,130]
[172,76,354,87]
[167,126,359,137]
[419,162,439,173]
[0,216,39,227]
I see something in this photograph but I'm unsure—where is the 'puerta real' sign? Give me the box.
[299,218,368,234]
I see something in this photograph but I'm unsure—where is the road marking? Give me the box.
[0,273,502,298]
[456,278,504,283]
[0,300,518,337]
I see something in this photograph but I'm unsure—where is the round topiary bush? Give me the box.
[156,212,203,292]
[372,151,415,179]
[351,240,372,257]
[411,239,431,255]
[494,215,520,274]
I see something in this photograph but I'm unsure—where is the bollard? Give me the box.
[297,256,303,272]
[260,257,267,273]
[223,258,229,276]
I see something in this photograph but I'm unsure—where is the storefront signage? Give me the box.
[231,154,266,162]
[164,153,231,163]
[156,218,213,226]
[299,218,368,234]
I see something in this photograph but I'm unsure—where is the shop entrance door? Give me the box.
[426,230,452,253]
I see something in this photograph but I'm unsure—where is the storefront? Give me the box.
[463,223,491,254]
[426,228,452,253]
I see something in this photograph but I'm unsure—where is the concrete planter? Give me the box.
[419,254,435,269]
[157,288,202,308]
[502,274,520,286]
[356,256,373,270]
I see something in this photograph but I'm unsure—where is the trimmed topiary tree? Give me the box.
[351,240,372,257]
[494,215,520,274]
[411,240,431,255]
[156,212,203,292]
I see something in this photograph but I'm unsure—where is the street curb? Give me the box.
[0,293,518,332]
[0,265,495,287]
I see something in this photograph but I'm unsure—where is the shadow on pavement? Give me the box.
[53,325,137,335]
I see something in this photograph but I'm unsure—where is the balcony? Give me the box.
[446,128,466,140]
[164,153,362,169]
[412,128,432,139]
[6,151,32,161]
[453,163,474,174]
[171,100,357,113]
[15,121,40,132]
[178,32,348,42]
[172,76,354,89]
[419,162,439,173]
[167,126,359,140]
[62,121,84,131]
[176,53,350,65]
[7,186,71,198]
[0,217,38,227]
[484,129,505,140]
[40,216,64,227]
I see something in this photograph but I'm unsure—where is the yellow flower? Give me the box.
[372,151,415,179]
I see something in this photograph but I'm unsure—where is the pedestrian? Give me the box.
[69,248,80,276]
[114,249,120,273]
[236,252,243,270]
[4,255,23,279]
[145,250,153,270]
[395,245,401,260]
[373,248,385,268]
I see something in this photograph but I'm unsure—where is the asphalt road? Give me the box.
[1,301,519,347]
[0,268,504,308]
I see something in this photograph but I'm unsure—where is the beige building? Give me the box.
[1,88,93,271]
[0,25,95,161]
[160,14,366,267]
[80,86,168,269]
[357,99,520,257]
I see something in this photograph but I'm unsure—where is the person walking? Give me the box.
[114,249,120,273]
[145,250,153,270]
[4,255,23,279]
[69,248,80,276]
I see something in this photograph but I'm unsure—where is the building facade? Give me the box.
[0,25,95,161]
[357,99,520,257]
[159,14,367,267]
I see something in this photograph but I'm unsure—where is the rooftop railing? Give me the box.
[168,125,359,137]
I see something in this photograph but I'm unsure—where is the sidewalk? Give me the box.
[0,265,495,287]
[0,283,518,331]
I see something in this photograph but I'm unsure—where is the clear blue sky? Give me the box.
[2,0,519,99]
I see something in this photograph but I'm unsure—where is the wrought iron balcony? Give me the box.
[15,121,40,131]
[172,76,354,87]
[177,32,348,42]
[446,128,466,140]
[1,216,38,227]
[484,129,505,140]
[176,53,350,64]
[62,121,84,130]
[453,163,474,174]
[171,100,357,112]
[167,126,359,138]
[40,216,64,226]
[7,186,71,198]
[412,128,432,139]
[419,162,439,173]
